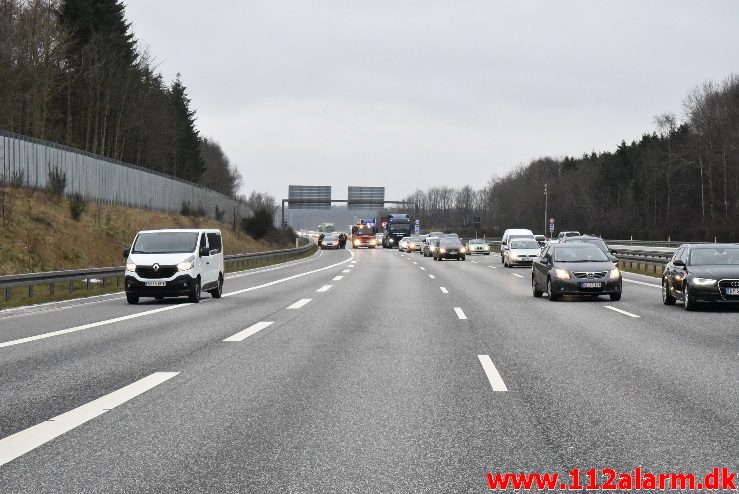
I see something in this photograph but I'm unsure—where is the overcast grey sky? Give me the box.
[124,1,739,201]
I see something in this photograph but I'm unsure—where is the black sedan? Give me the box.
[532,243,622,301]
[433,237,466,261]
[662,243,739,310]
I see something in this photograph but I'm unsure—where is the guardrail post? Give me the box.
[28,284,33,298]
[49,283,54,296]
[5,287,10,302]
[86,278,90,290]
[69,280,74,293]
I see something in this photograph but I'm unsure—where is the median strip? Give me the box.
[478,355,508,392]
[0,372,179,467]
[224,321,274,342]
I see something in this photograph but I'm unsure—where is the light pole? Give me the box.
[544,183,548,240]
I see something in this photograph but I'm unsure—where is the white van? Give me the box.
[123,229,224,304]
[500,228,535,262]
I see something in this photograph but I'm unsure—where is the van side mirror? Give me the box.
[673,259,685,267]
[199,247,210,257]
[123,248,130,258]
[608,254,617,262]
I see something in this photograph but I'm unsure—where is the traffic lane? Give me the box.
[428,256,738,471]
[0,245,559,493]
[0,249,353,439]
[0,248,340,345]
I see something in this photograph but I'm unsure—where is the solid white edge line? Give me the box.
[286,298,312,310]
[603,305,640,318]
[332,276,343,281]
[454,307,467,320]
[316,285,332,293]
[0,372,179,467]
[224,321,274,342]
[1,251,353,349]
[478,355,508,392]
[440,287,449,294]
[0,304,182,349]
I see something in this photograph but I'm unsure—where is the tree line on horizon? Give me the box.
[402,75,739,241]
[0,0,242,198]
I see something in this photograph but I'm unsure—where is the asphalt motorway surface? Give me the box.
[0,247,737,493]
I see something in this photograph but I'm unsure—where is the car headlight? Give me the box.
[692,277,717,286]
[389,239,394,244]
[126,261,136,272]
[409,243,415,248]
[609,268,621,279]
[177,256,195,272]
[354,239,360,245]
[484,246,490,251]
[554,268,570,280]
[439,248,446,254]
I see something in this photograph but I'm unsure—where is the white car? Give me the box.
[466,238,491,255]
[398,237,411,252]
[124,229,224,304]
[503,238,542,267]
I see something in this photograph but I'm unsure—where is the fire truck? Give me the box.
[351,219,378,248]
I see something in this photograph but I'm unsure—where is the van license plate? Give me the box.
[146,281,166,287]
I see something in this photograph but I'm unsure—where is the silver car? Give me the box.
[423,237,439,257]
[466,238,491,255]
[399,236,411,252]
[503,238,541,267]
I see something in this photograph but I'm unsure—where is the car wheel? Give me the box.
[126,294,139,304]
[609,293,622,301]
[188,278,201,303]
[683,282,696,311]
[532,276,543,298]
[209,275,223,299]
[547,278,560,301]
[485,252,490,256]
[461,256,465,261]
[662,279,676,305]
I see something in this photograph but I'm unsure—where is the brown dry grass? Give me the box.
[0,187,282,276]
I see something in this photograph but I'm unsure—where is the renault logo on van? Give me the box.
[153,263,160,272]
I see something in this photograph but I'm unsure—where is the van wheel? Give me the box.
[126,294,139,304]
[209,275,223,299]
[189,278,201,303]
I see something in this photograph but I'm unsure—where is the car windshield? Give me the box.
[553,246,609,262]
[440,238,462,248]
[132,232,199,254]
[510,239,539,249]
[690,247,739,265]
[469,239,486,244]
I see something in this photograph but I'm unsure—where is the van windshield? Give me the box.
[132,232,199,254]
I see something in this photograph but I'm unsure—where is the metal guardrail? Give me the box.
[1,243,315,303]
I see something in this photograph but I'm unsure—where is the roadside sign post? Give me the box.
[549,218,555,239]
[414,219,420,234]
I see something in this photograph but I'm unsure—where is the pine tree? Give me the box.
[169,75,205,182]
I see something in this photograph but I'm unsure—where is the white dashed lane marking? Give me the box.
[333,276,343,281]
[429,275,435,279]
[316,285,332,293]
[604,306,640,318]
[440,287,449,294]
[512,273,524,278]
[478,355,508,392]
[0,372,179,467]
[454,307,467,320]
[286,299,312,310]
[224,321,274,342]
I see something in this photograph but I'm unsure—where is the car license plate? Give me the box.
[449,250,457,254]
[725,287,739,295]
[145,281,166,287]
[581,282,602,289]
